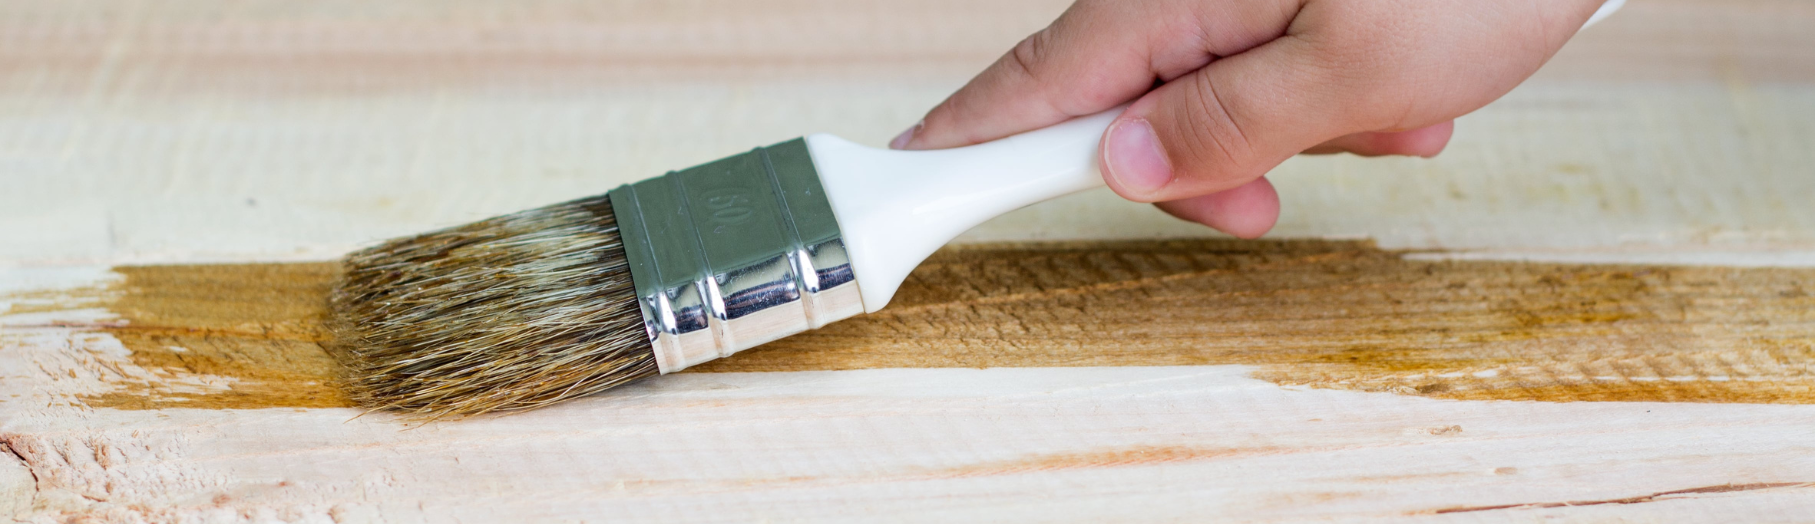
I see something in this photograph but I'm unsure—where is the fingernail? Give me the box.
[889,120,923,150]
[1104,118,1173,195]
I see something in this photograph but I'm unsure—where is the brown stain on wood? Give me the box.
[7,239,1814,410]
[933,446,1276,479]
[77,263,353,409]
[697,239,1815,404]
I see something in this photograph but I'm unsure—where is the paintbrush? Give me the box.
[331,0,1636,417]
[331,109,1122,417]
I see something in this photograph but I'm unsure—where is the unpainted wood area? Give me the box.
[1429,481,1815,514]
[5,0,1814,266]
[13,238,1811,411]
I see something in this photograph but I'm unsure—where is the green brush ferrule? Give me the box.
[607,139,864,373]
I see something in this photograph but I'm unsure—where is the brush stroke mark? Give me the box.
[1428,482,1815,514]
[2,263,356,410]
[930,446,1282,479]
[4,238,1814,410]
[709,239,1815,405]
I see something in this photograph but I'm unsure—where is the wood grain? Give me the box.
[2,0,1813,521]
[710,239,1815,404]
[82,263,348,410]
[4,366,1813,523]
[17,239,1810,413]
[3,0,1814,265]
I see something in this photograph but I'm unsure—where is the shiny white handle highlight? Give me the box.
[806,109,1121,311]
[1585,0,1624,28]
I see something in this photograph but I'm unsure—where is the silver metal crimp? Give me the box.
[607,139,864,373]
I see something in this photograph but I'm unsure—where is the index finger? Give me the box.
[894,0,1301,151]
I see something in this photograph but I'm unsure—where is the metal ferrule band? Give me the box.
[607,139,863,373]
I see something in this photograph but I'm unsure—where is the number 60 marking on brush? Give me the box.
[702,188,754,225]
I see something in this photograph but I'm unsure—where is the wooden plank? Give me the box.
[4,357,1815,522]
[3,0,1814,522]
[0,0,1811,264]
[6,238,1815,521]
[10,239,1812,413]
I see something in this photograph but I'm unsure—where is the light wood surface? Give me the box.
[3,0,1815,522]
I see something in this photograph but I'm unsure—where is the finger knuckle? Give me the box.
[1007,29,1056,83]
[1178,74,1255,177]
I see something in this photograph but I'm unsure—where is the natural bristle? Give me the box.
[329,195,656,417]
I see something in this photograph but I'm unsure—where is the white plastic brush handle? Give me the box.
[808,0,1624,312]
[806,109,1119,311]
[1585,0,1625,28]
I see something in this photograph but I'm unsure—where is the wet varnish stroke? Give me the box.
[8,239,1813,409]
[80,263,351,409]
[702,239,1815,404]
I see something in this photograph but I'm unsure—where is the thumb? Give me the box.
[1099,36,1369,202]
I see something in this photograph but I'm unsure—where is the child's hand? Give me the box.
[890,0,1609,238]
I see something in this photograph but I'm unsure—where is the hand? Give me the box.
[890,0,1608,238]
